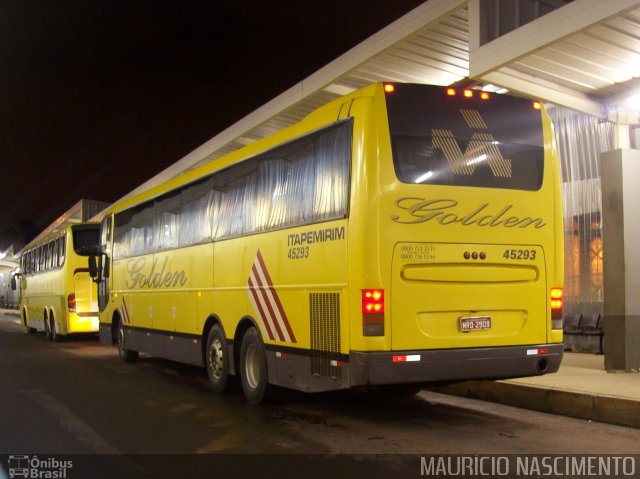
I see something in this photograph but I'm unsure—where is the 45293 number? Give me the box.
[503,249,536,260]
[288,246,309,260]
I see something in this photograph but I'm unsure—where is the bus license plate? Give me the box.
[459,316,491,332]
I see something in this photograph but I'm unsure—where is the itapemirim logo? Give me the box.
[7,455,72,478]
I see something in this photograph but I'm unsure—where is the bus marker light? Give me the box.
[393,355,421,362]
[384,83,395,93]
[480,92,490,100]
[527,348,549,356]
[330,360,344,368]
[463,89,473,98]
[533,101,542,110]
[446,88,456,96]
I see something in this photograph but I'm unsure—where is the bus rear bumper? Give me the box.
[67,314,100,334]
[349,344,563,387]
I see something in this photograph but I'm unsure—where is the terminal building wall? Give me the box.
[549,106,614,319]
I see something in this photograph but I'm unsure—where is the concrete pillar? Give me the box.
[601,148,640,372]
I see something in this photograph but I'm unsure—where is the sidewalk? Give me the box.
[1,308,19,318]
[431,352,640,429]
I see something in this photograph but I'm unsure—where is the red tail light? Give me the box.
[362,289,384,313]
[68,292,76,313]
[550,288,563,319]
[362,289,384,336]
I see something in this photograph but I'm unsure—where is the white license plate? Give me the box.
[459,316,491,332]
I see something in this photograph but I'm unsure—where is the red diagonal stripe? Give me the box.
[252,262,285,342]
[122,298,129,324]
[256,250,296,342]
[247,274,275,341]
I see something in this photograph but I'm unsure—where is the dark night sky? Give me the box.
[0,0,425,250]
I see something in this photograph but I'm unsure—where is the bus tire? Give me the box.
[239,327,271,404]
[23,311,36,334]
[44,316,51,340]
[116,321,138,363]
[50,317,62,342]
[205,324,230,393]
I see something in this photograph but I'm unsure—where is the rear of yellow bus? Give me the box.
[65,224,100,334]
[349,83,563,386]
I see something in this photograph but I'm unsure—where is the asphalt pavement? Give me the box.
[3,308,638,429]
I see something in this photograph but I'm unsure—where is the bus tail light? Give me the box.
[550,288,563,324]
[362,289,384,336]
[68,293,76,313]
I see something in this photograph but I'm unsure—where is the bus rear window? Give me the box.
[72,225,100,256]
[386,84,544,191]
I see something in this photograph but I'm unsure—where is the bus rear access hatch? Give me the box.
[390,242,547,351]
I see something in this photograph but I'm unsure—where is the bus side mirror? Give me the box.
[88,255,99,281]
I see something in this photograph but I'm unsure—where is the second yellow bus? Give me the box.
[17,223,100,341]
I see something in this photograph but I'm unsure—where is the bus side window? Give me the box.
[59,236,66,266]
[52,238,59,268]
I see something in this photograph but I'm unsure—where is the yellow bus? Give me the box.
[91,82,564,403]
[16,223,100,341]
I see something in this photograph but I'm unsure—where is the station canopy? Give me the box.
[123,0,640,201]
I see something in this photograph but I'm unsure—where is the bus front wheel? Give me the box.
[116,321,138,363]
[206,324,229,393]
[239,327,272,404]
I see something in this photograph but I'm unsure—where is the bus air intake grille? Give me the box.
[310,292,341,378]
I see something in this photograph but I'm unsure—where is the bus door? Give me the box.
[389,239,548,351]
[97,216,112,312]
[73,269,97,315]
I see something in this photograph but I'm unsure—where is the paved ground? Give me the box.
[1,311,639,478]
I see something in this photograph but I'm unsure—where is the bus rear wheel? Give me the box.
[206,325,229,393]
[239,327,278,404]
[116,321,138,363]
[50,317,61,342]
[44,316,51,340]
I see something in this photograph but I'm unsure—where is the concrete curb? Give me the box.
[431,380,640,429]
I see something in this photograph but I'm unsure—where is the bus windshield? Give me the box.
[386,84,544,191]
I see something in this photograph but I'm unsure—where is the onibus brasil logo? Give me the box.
[7,455,72,478]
